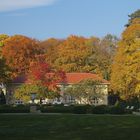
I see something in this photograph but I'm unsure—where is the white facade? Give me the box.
[57,84,109,105]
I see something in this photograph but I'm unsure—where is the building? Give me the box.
[58,73,110,105]
[6,73,110,105]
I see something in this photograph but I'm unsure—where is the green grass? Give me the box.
[0,114,140,140]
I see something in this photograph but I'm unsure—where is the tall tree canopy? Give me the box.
[88,34,118,80]
[111,18,140,99]
[40,35,118,80]
[40,38,63,67]
[54,35,92,72]
[126,9,140,27]
[2,35,43,77]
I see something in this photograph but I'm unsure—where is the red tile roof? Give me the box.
[12,73,109,84]
[64,73,109,84]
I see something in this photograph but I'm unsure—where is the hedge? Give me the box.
[0,105,30,113]
[0,104,132,114]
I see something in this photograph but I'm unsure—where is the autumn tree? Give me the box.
[98,34,118,79]
[126,9,140,27]
[54,35,93,72]
[49,35,118,79]
[0,34,11,83]
[40,38,63,67]
[111,18,140,99]
[86,35,119,80]
[14,59,66,102]
[28,61,66,90]
[2,35,44,77]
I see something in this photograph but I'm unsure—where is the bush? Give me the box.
[114,99,127,109]
[92,105,108,114]
[0,105,30,113]
[73,105,91,114]
[108,106,125,114]
[40,105,74,113]
[0,104,131,114]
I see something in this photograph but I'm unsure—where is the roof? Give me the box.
[64,73,109,84]
[12,73,109,85]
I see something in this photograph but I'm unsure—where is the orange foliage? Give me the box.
[55,35,91,72]
[2,35,43,77]
[40,38,63,66]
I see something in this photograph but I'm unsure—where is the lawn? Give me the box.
[0,114,140,140]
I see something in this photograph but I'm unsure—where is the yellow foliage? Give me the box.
[111,19,140,98]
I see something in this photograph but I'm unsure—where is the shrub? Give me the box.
[115,99,127,109]
[92,105,108,114]
[108,106,125,114]
[73,105,91,114]
[0,105,30,113]
[40,105,74,113]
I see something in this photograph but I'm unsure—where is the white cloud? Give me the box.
[0,0,57,12]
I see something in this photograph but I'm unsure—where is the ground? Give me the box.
[0,114,140,140]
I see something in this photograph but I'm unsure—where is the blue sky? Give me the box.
[0,0,140,40]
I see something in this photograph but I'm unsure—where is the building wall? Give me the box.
[6,83,109,105]
[59,84,109,105]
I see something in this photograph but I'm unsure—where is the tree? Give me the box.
[40,35,118,79]
[28,60,66,90]
[0,58,11,83]
[111,18,140,99]
[0,34,11,83]
[0,34,9,47]
[28,60,66,88]
[126,9,140,27]
[65,79,104,104]
[2,35,44,77]
[14,60,66,102]
[14,84,53,103]
[86,34,119,80]
[54,35,92,72]
[39,38,63,67]
[99,34,119,80]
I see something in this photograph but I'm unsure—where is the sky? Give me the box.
[0,0,140,41]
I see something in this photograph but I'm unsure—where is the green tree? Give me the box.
[14,84,60,103]
[86,34,119,80]
[65,79,104,104]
